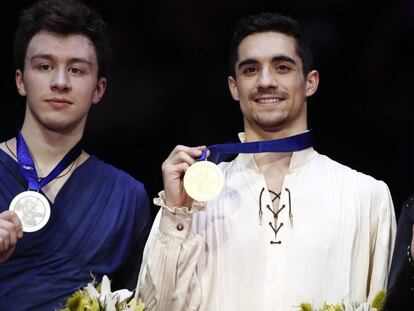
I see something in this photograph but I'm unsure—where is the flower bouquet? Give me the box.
[299,290,386,311]
[59,275,145,311]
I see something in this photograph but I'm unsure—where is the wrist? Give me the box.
[153,190,206,214]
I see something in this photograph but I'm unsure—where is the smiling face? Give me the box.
[16,31,106,135]
[228,31,319,140]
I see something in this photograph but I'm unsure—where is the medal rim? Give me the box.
[9,191,51,232]
[183,160,224,201]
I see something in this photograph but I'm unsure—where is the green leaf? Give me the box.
[371,290,386,311]
[300,303,314,311]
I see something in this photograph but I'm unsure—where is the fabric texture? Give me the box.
[137,145,396,311]
[0,149,153,311]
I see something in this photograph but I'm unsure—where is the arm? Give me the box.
[136,145,206,311]
[0,210,23,263]
[367,182,397,302]
[385,196,414,310]
[112,190,154,291]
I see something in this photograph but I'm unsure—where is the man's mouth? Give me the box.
[254,96,285,104]
[45,98,73,108]
[46,98,72,104]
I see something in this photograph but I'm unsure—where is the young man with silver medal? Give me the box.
[0,0,152,309]
[136,12,396,311]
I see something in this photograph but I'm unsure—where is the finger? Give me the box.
[0,220,18,250]
[168,145,205,161]
[172,150,200,166]
[0,236,4,253]
[163,151,203,174]
[17,228,23,239]
[173,162,192,176]
[189,146,206,158]
[0,229,10,253]
[162,162,191,182]
[0,210,23,235]
[0,244,16,263]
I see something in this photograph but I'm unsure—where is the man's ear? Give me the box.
[15,69,26,96]
[305,70,319,97]
[92,77,107,105]
[227,76,239,101]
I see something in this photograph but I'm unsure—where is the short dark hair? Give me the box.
[229,12,313,77]
[14,0,112,78]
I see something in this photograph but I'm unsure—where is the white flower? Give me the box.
[343,301,377,310]
[85,282,100,298]
[83,275,134,311]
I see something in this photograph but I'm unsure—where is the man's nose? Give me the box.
[50,68,71,92]
[257,68,277,89]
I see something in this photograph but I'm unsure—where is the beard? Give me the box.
[241,98,291,131]
[248,111,290,131]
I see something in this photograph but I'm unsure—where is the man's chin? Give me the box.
[41,119,83,134]
[255,117,288,131]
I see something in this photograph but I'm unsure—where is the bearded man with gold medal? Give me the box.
[136,12,396,311]
[0,1,153,309]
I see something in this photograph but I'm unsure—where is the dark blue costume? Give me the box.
[0,150,153,310]
[386,195,414,310]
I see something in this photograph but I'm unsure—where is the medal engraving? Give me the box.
[9,191,51,232]
[184,161,224,201]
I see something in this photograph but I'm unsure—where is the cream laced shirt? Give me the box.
[136,145,396,311]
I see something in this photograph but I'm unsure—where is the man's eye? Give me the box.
[244,67,257,74]
[38,64,52,71]
[69,67,83,74]
[276,64,291,73]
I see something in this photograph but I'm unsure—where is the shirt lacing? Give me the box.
[259,187,292,244]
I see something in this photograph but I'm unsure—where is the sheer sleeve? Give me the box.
[136,193,204,311]
[368,182,396,301]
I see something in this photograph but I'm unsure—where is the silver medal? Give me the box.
[9,191,51,232]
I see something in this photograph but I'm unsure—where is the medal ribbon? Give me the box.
[198,131,313,162]
[16,132,82,191]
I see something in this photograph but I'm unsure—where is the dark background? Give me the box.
[1,0,413,220]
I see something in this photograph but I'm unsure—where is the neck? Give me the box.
[244,125,307,143]
[244,126,307,173]
[253,149,292,173]
[20,119,83,172]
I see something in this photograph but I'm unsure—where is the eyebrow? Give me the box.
[237,55,297,69]
[30,54,93,66]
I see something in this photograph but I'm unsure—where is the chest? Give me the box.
[193,164,369,265]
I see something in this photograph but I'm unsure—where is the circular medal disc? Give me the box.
[183,161,224,201]
[9,191,51,232]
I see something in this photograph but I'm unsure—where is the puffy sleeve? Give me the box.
[368,182,397,302]
[135,192,204,311]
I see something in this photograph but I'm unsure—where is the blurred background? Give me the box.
[1,0,413,219]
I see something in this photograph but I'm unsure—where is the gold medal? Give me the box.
[183,161,224,201]
[9,191,51,232]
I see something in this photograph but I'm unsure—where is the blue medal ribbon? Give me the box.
[199,131,313,163]
[16,132,82,191]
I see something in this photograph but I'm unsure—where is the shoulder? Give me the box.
[88,157,152,224]
[313,152,390,196]
[87,155,147,195]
